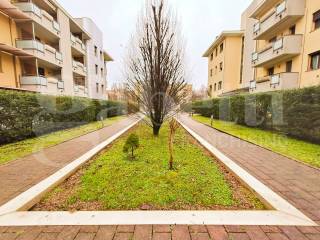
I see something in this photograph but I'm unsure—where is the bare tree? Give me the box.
[126,0,186,136]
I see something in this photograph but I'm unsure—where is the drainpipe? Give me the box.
[9,18,19,87]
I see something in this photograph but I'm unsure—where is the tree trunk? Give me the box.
[169,134,174,170]
[153,124,161,136]
[131,147,134,160]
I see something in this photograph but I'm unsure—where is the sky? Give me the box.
[58,0,252,90]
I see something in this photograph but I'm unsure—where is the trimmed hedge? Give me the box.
[192,86,320,143]
[0,90,126,145]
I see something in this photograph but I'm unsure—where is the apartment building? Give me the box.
[204,0,320,97]
[203,31,245,97]
[0,0,112,99]
[75,18,113,100]
[249,0,320,93]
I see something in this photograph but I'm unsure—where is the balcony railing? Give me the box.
[252,35,302,67]
[253,0,305,40]
[72,60,87,76]
[250,72,299,93]
[16,39,44,52]
[57,81,64,89]
[16,39,63,65]
[20,76,48,86]
[70,34,86,54]
[13,2,61,37]
[74,85,88,96]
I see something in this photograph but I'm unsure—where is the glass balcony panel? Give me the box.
[271,74,280,85]
[276,1,286,15]
[273,38,283,51]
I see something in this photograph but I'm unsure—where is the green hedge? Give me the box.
[0,90,126,145]
[192,86,320,143]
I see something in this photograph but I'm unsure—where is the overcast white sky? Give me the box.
[58,0,252,90]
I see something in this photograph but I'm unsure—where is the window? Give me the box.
[38,67,45,77]
[94,46,98,56]
[95,64,98,75]
[101,84,104,93]
[210,69,213,77]
[101,68,104,77]
[100,51,103,60]
[210,53,213,61]
[0,54,3,73]
[313,10,320,30]
[289,25,296,35]
[209,85,213,93]
[218,81,222,90]
[214,83,217,91]
[215,66,218,74]
[310,51,320,70]
[215,48,218,56]
[286,61,293,72]
[268,67,275,76]
[219,43,224,53]
[219,62,223,71]
[96,83,99,93]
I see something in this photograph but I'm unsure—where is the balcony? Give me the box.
[72,60,87,77]
[252,0,305,40]
[249,72,299,93]
[74,85,88,97]
[252,35,302,68]
[70,34,86,56]
[16,39,63,67]
[20,75,47,86]
[13,2,60,38]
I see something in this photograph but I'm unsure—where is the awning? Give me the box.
[103,51,114,61]
[0,0,31,20]
[0,43,33,57]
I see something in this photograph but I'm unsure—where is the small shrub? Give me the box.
[123,134,140,159]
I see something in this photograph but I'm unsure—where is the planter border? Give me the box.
[0,115,317,226]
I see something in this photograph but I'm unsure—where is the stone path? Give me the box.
[0,115,139,206]
[1,225,320,240]
[179,114,320,225]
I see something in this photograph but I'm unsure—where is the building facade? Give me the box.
[203,31,245,97]
[204,0,320,97]
[0,0,112,99]
[75,18,113,100]
[249,0,320,93]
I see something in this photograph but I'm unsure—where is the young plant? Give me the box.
[123,134,140,160]
[168,118,180,170]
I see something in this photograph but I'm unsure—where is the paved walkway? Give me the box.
[1,115,320,239]
[0,115,139,206]
[1,225,320,240]
[179,115,320,225]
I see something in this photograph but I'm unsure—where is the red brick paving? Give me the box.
[179,115,320,224]
[0,116,139,206]
[0,225,319,240]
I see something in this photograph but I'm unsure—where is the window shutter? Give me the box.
[313,10,320,21]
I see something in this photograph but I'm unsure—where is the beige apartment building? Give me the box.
[203,31,245,97]
[0,0,112,98]
[204,0,320,96]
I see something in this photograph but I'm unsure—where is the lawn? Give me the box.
[193,115,320,168]
[0,116,126,165]
[34,122,265,211]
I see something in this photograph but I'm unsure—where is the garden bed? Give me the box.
[33,122,266,211]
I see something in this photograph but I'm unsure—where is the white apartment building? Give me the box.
[75,18,113,100]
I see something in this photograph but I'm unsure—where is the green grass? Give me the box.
[38,122,265,211]
[193,115,320,168]
[0,116,126,165]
